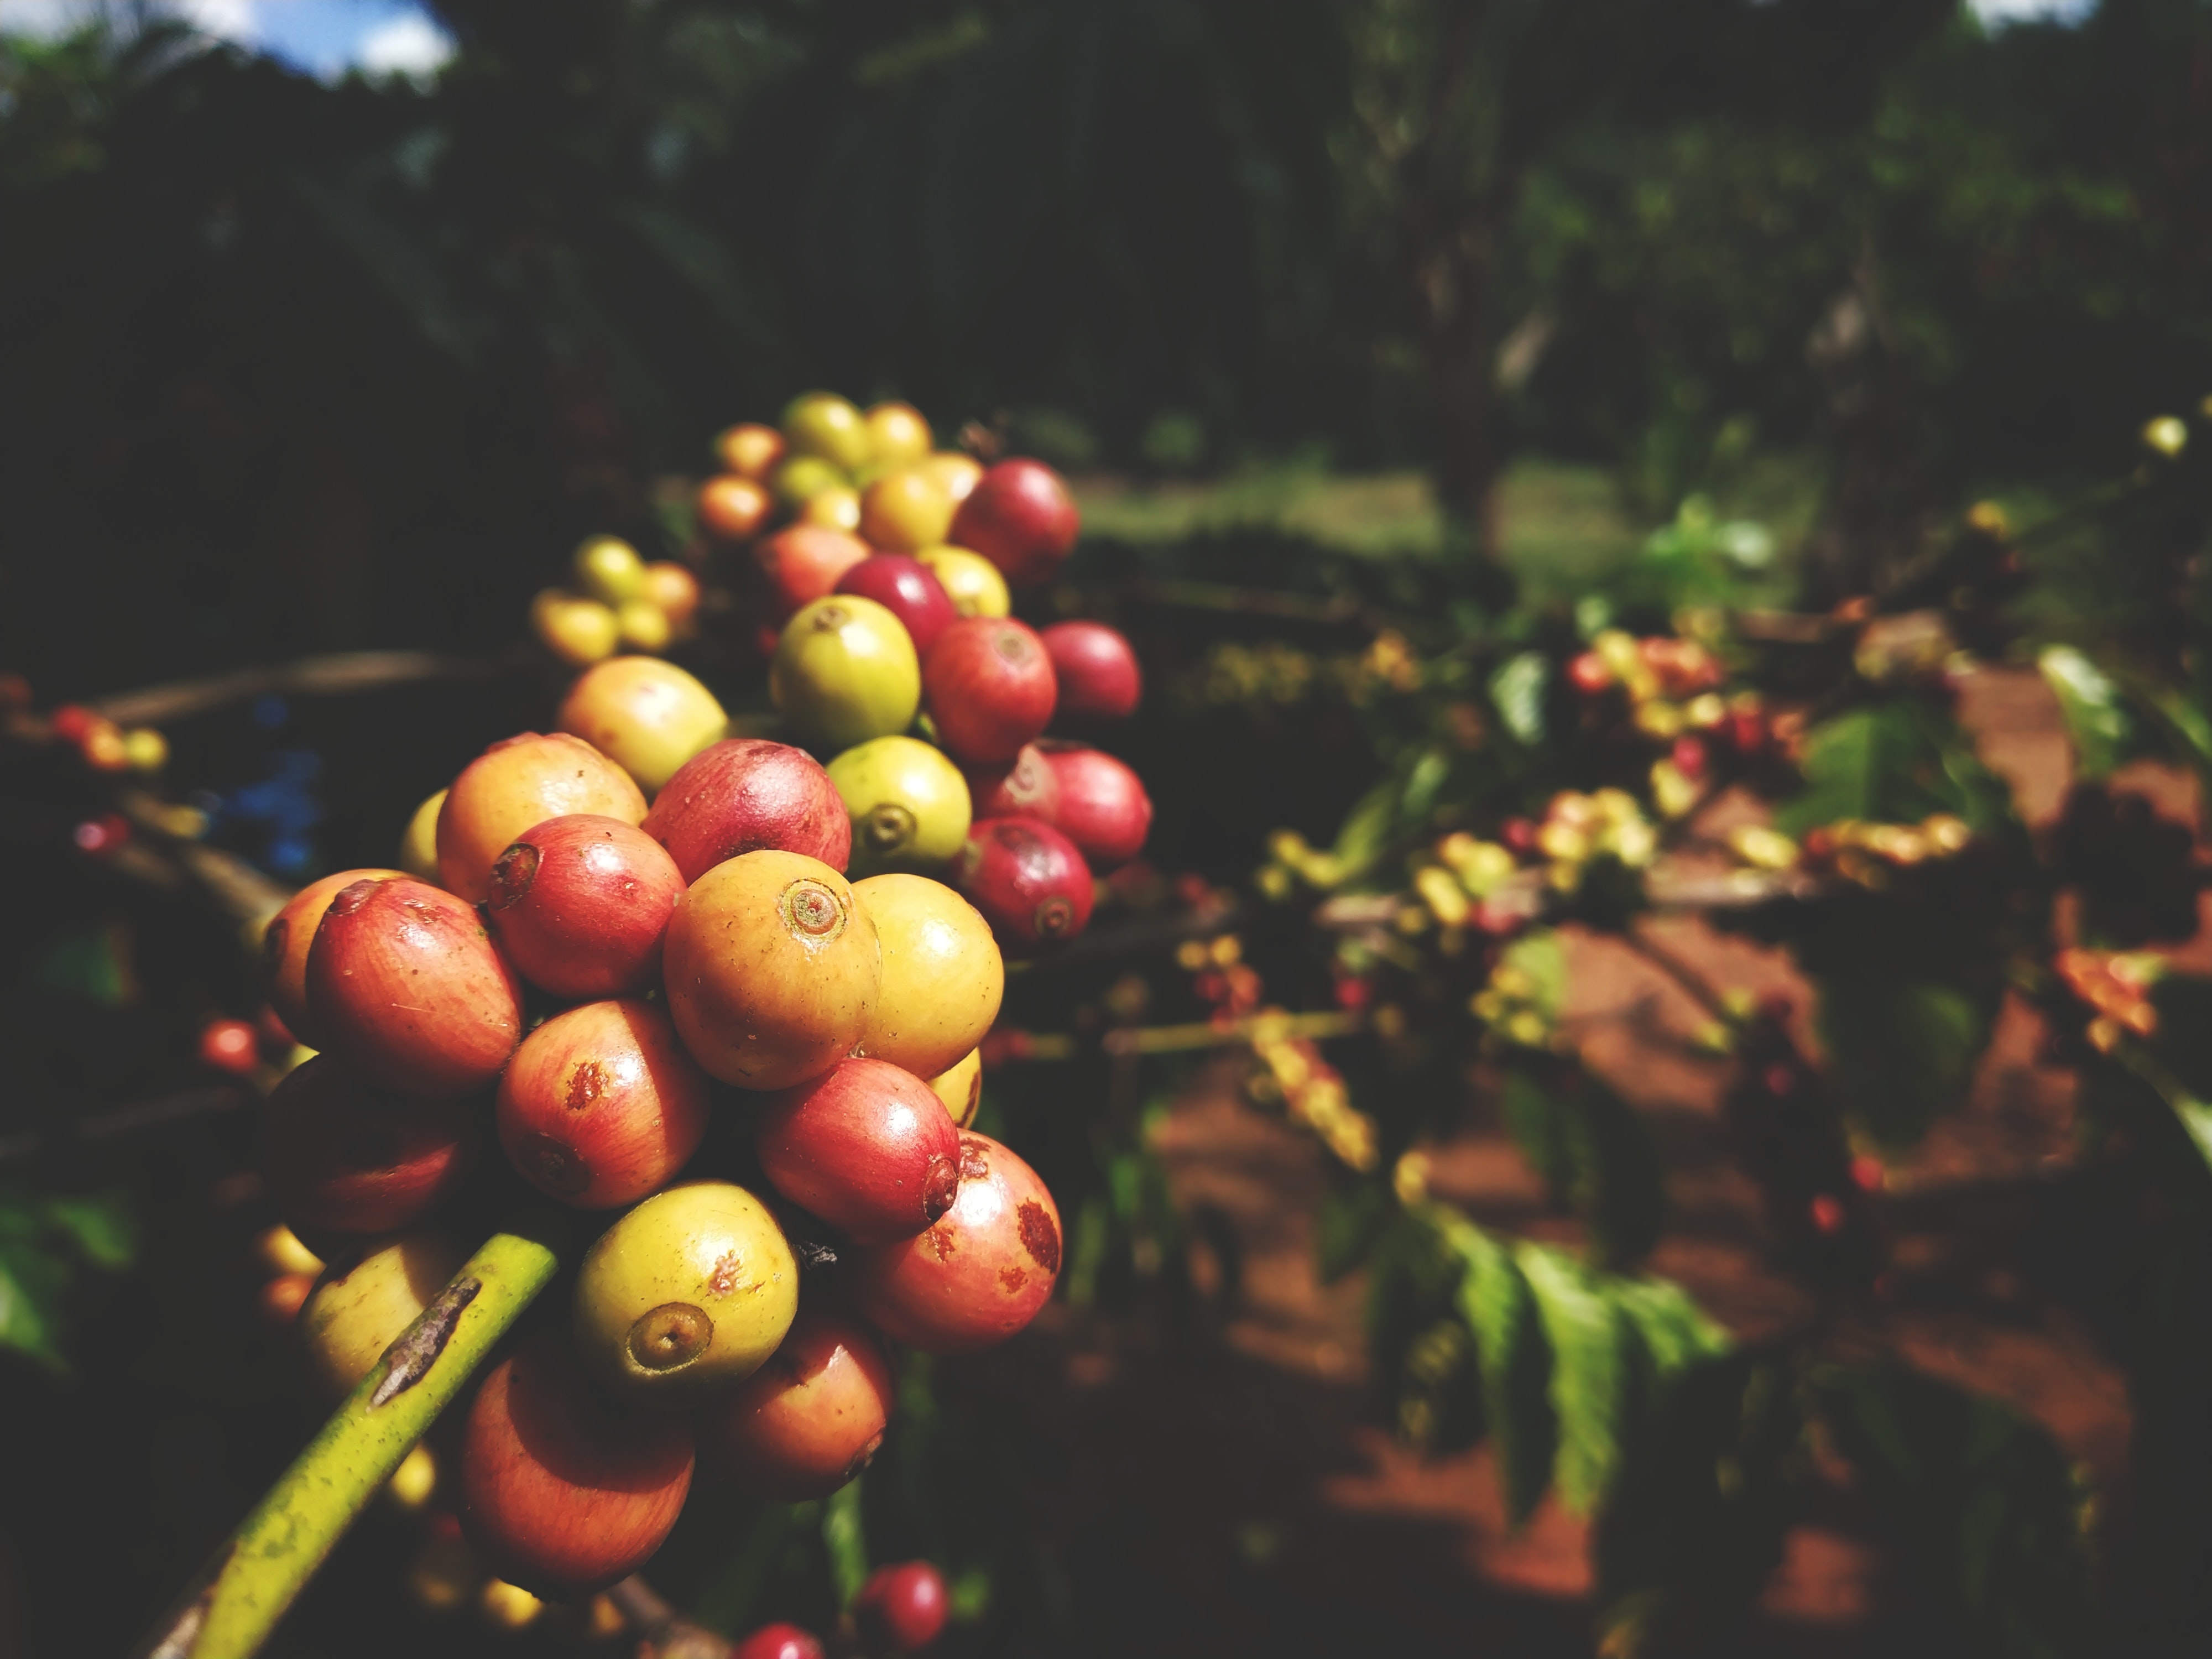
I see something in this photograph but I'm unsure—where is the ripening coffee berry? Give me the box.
[437,732,646,904]
[495,1000,711,1208]
[702,1301,896,1499]
[852,874,1003,1079]
[298,1230,467,1400]
[755,1058,962,1244]
[262,1056,476,1237]
[484,815,684,1000]
[260,868,408,1049]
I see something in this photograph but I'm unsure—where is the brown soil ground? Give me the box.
[1008,666,2182,1656]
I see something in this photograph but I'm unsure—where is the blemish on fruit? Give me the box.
[521,1133,590,1196]
[487,841,540,909]
[999,1265,1026,1293]
[778,878,848,942]
[708,1250,743,1296]
[922,1153,960,1223]
[1034,896,1076,937]
[565,1060,607,1113]
[927,1224,957,1262]
[1016,1200,1060,1272]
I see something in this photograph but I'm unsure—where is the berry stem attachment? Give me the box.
[132,1228,565,1659]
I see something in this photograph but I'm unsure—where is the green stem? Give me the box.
[135,1228,564,1659]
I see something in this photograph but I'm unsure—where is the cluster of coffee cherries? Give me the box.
[1566,628,1776,816]
[1728,812,1974,889]
[701,394,1032,644]
[530,537,705,666]
[2053,947,2162,1054]
[247,638,1139,1620]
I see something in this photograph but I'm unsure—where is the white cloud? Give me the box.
[354,10,448,79]
[173,0,259,42]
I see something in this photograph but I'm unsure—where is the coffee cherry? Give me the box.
[557,658,729,796]
[573,1181,799,1407]
[663,852,879,1089]
[258,1273,315,1327]
[641,562,702,638]
[852,874,1003,1079]
[755,526,871,625]
[859,468,955,554]
[781,392,873,473]
[865,401,933,467]
[856,1561,950,1652]
[844,1133,1061,1354]
[260,868,408,1048]
[253,1222,325,1277]
[497,1000,710,1207]
[715,422,785,481]
[573,536,645,606]
[924,1048,983,1128]
[1039,745,1151,869]
[699,474,774,542]
[800,486,863,535]
[398,790,444,881]
[1041,620,1141,721]
[437,732,647,904]
[305,878,523,1098]
[924,618,1056,764]
[199,1016,260,1076]
[262,1056,476,1236]
[703,1301,895,1500]
[484,816,684,999]
[757,1058,962,1243]
[953,819,1094,956]
[531,591,621,667]
[835,555,957,658]
[298,1230,467,1399]
[962,743,1059,822]
[643,738,852,884]
[733,1624,826,1659]
[771,596,922,753]
[458,1341,696,1597]
[917,545,1009,619]
[773,455,849,514]
[828,737,973,877]
[949,458,1078,588]
[919,451,983,505]
[617,599,672,653]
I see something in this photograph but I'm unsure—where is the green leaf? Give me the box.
[1516,1244,1629,1515]
[1489,650,1549,745]
[1776,701,2010,838]
[1436,1212,1556,1522]
[1330,779,1399,875]
[1816,967,2000,1147]
[1500,1068,1667,1269]
[41,1190,137,1271]
[0,1242,67,1372]
[821,1478,870,1608]
[1810,1363,2098,1659]
[1500,928,1567,1019]
[1611,1278,1731,1382]
[1594,1354,1800,1658]
[2038,646,2133,781]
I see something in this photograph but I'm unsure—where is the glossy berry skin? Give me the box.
[262,1056,476,1236]
[772,596,922,753]
[856,1561,951,1653]
[844,1132,1061,1354]
[1039,746,1152,870]
[853,874,1004,1079]
[261,868,407,1049]
[926,1048,983,1128]
[953,819,1094,956]
[924,618,1056,764]
[495,1000,711,1208]
[865,401,933,466]
[917,546,1009,619]
[662,851,880,1089]
[961,744,1058,823]
[304,878,523,1099]
[698,474,774,541]
[199,1017,259,1076]
[859,468,955,554]
[556,658,728,797]
[827,737,972,878]
[754,525,871,624]
[1041,620,1141,721]
[484,816,685,999]
[948,457,1080,588]
[716,422,785,481]
[457,1342,696,1598]
[643,739,852,884]
[573,1181,799,1408]
[437,732,646,905]
[834,554,957,658]
[703,1302,896,1500]
[757,1058,962,1244]
[733,1626,825,1659]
